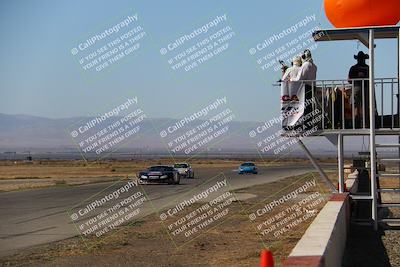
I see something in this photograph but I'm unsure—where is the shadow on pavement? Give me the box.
[342,225,391,267]
[343,169,392,267]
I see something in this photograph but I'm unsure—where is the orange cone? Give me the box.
[260,249,274,267]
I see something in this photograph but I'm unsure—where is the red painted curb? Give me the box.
[281,255,324,267]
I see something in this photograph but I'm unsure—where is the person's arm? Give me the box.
[281,68,291,81]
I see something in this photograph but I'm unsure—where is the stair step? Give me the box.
[377,173,400,178]
[351,221,373,226]
[378,188,400,193]
[350,195,373,200]
[351,218,373,226]
[376,144,400,148]
[378,203,400,208]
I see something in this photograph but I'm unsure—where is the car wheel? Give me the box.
[173,173,180,184]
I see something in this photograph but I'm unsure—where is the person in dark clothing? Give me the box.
[348,51,370,128]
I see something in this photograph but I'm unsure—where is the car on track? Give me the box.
[238,162,258,174]
[138,165,180,184]
[173,163,194,178]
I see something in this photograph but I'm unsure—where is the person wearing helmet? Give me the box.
[282,56,302,81]
[290,49,318,129]
[291,49,317,84]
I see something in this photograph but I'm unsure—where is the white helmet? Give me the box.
[293,56,302,66]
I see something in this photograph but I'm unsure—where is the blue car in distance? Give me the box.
[238,162,258,174]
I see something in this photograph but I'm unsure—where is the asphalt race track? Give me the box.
[0,164,332,256]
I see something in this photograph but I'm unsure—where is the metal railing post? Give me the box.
[352,81,355,129]
[397,30,400,174]
[338,133,345,193]
[391,79,394,129]
[381,80,384,128]
[362,79,366,128]
[342,81,345,129]
[369,29,378,230]
[331,81,335,129]
[322,81,325,129]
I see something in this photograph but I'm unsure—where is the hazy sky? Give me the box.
[0,0,398,121]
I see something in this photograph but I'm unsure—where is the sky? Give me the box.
[0,0,398,122]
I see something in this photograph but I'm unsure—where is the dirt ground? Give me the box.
[0,173,332,267]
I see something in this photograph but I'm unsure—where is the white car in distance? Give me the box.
[173,163,194,178]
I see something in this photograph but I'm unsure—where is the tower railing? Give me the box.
[281,78,399,133]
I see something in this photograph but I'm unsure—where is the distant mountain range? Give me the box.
[0,113,376,158]
[0,113,275,151]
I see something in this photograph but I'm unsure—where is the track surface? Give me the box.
[0,164,329,256]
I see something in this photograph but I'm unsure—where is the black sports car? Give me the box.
[138,165,180,184]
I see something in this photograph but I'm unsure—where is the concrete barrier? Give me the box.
[346,170,359,194]
[281,193,350,267]
[281,169,362,267]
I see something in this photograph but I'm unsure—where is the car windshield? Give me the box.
[174,163,188,168]
[148,166,168,171]
[241,163,255,166]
